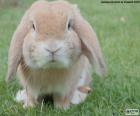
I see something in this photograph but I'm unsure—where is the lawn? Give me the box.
[0,0,140,116]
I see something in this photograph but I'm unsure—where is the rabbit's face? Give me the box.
[23,11,81,69]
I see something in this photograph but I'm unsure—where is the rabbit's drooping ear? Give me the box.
[73,9,107,77]
[6,10,30,82]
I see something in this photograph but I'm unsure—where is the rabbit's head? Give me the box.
[7,1,107,81]
[23,3,81,69]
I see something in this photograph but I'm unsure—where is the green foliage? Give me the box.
[0,0,140,116]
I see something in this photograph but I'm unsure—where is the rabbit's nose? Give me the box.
[45,47,61,55]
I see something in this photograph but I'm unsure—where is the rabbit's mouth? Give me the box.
[43,60,69,69]
[47,58,58,64]
[47,54,58,63]
[49,59,56,63]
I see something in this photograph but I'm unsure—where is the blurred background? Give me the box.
[0,0,20,7]
[0,0,140,116]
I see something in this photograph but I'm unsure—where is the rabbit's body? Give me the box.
[18,55,85,97]
[7,0,106,109]
[17,55,91,108]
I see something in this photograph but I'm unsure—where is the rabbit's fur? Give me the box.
[7,0,107,109]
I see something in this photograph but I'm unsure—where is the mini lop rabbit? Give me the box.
[7,0,107,109]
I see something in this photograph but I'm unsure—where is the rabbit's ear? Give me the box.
[73,9,107,77]
[6,10,30,82]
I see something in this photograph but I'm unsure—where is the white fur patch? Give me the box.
[15,89,35,108]
[71,90,87,104]
[15,89,27,103]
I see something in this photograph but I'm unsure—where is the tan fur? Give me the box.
[78,86,92,93]
[7,0,107,109]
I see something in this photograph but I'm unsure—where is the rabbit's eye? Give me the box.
[68,21,71,30]
[32,24,35,30]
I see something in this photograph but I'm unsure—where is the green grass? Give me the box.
[0,0,140,115]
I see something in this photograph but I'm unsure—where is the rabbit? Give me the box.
[6,0,107,109]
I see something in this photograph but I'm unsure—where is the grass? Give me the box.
[0,0,140,115]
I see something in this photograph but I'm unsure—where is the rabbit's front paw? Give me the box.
[15,89,27,103]
[15,89,36,108]
[54,95,70,110]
